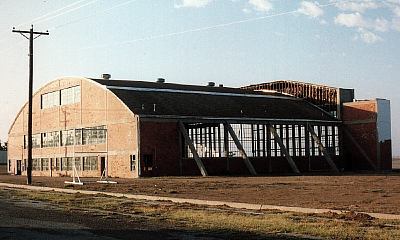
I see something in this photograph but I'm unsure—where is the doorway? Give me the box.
[143,154,153,175]
[16,160,22,175]
[100,156,106,177]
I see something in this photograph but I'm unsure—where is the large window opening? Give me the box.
[61,86,80,105]
[183,123,340,160]
[41,85,81,109]
[83,156,98,171]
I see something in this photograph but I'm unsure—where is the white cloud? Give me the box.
[242,8,251,14]
[319,19,328,25]
[357,28,383,43]
[298,1,324,18]
[333,0,379,13]
[334,12,366,28]
[373,18,389,32]
[392,18,400,31]
[174,0,213,8]
[393,6,400,16]
[334,12,389,32]
[248,0,272,13]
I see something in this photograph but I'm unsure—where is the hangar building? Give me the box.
[7,76,391,178]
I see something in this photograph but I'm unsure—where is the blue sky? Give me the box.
[0,0,399,155]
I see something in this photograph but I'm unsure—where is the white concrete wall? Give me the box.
[376,99,391,142]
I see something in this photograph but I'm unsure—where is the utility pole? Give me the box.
[12,25,49,185]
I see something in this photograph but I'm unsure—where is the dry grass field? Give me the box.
[1,160,400,239]
[1,187,399,240]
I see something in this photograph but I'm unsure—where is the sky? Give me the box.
[0,0,399,155]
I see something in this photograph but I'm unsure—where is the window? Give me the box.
[42,131,60,148]
[62,157,73,171]
[82,126,106,145]
[41,86,80,109]
[130,155,136,171]
[41,91,60,109]
[32,158,41,171]
[55,158,62,171]
[74,157,82,171]
[334,126,340,155]
[24,134,42,149]
[41,158,49,171]
[75,129,82,145]
[300,126,306,156]
[83,156,98,171]
[61,86,80,105]
[61,129,75,146]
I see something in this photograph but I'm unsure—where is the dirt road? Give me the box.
[1,172,399,215]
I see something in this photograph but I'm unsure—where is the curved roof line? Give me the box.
[8,76,136,136]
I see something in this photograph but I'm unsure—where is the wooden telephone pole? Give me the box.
[12,25,49,185]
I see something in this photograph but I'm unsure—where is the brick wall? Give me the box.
[342,99,392,171]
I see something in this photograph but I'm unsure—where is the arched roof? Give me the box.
[9,77,338,136]
[91,78,338,122]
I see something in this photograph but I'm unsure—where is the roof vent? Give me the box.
[207,82,215,87]
[157,78,165,83]
[219,84,224,87]
[102,74,111,80]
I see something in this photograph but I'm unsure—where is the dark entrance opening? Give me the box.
[100,157,106,176]
[16,160,22,175]
[143,154,153,174]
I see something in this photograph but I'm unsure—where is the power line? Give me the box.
[33,0,100,26]
[50,0,138,31]
[15,0,89,28]
[0,0,96,45]
[81,1,344,50]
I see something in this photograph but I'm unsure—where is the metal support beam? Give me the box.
[268,125,300,174]
[223,123,257,175]
[343,127,377,170]
[178,121,208,176]
[307,124,339,173]
[223,124,230,172]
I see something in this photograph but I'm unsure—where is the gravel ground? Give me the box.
[0,170,399,215]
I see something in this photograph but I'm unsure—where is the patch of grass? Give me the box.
[2,187,400,240]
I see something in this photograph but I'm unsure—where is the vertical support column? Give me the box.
[285,125,290,157]
[292,124,296,157]
[266,124,271,173]
[224,122,257,175]
[307,124,339,173]
[332,125,336,157]
[178,121,208,177]
[223,124,230,172]
[178,126,183,175]
[268,124,300,174]
[317,126,322,156]
[217,125,222,158]
[208,126,212,158]
[256,125,261,157]
[324,125,329,154]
